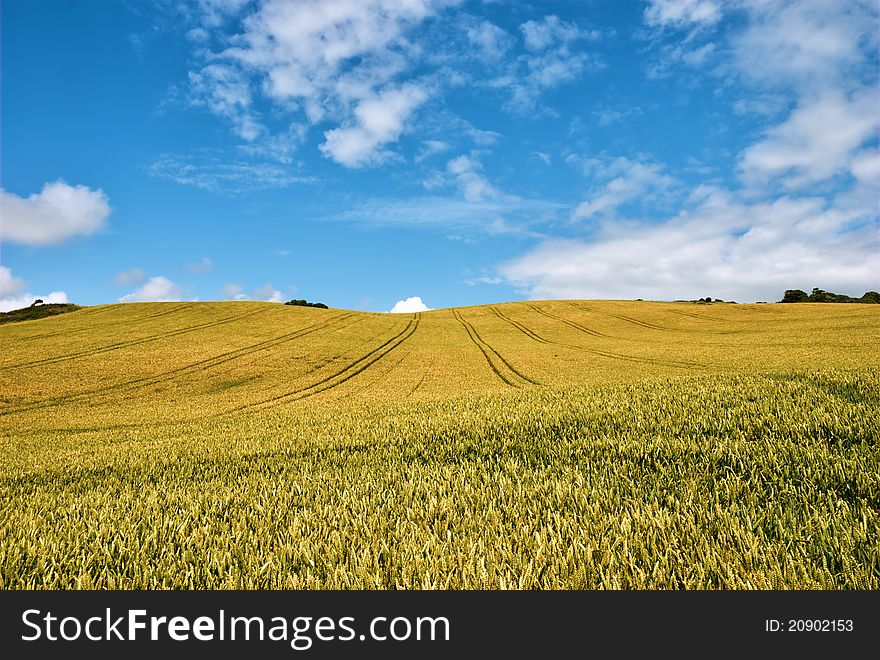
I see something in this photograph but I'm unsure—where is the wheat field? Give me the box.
[1,300,878,588]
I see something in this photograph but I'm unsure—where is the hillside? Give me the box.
[1,300,878,589]
[2,299,877,430]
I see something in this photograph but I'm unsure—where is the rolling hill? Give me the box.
[2,299,877,428]
[1,300,878,589]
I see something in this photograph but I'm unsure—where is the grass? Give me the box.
[1,300,878,588]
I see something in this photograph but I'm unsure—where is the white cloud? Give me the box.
[0,265,26,298]
[320,84,428,167]
[389,296,430,313]
[188,0,450,166]
[0,180,110,246]
[0,290,69,313]
[464,275,503,286]
[465,19,512,62]
[739,89,879,189]
[189,64,262,141]
[335,194,560,234]
[220,282,284,302]
[228,0,437,109]
[592,104,643,127]
[501,190,879,303]
[731,94,787,117]
[147,152,315,193]
[415,139,450,163]
[0,265,69,312]
[446,154,504,202]
[221,283,246,300]
[114,268,147,286]
[850,149,880,186]
[723,1,879,205]
[196,0,251,28]
[184,2,599,161]
[571,156,678,220]
[532,151,551,165]
[187,257,214,274]
[252,283,284,302]
[520,15,586,51]
[644,0,721,29]
[465,126,502,146]
[731,0,877,90]
[644,0,877,95]
[236,124,308,164]
[496,16,599,113]
[186,27,209,43]
[543,0,880,303]
[118,276,183,303]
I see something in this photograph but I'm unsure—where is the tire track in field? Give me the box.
[2,312,360,415]
[3,307,267,370]
[664,308,732,323]
[520,305,703,370]
[234,314,421,412]
[526,304,609,338]
[23,304,191,340]
[407,354,436,398]
[570,302,669,331]
[452,309,538,387]
[490,306,551,343]
[606,313,667,331]
[337,346,416,401]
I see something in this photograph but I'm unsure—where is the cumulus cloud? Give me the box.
[189,64,262,141]
[188,0,446,166]
[445,154,504,202]
[320,84,428,167]
[644,1,877,95]
[0,290,69,313]
[730,0,877,90]
[0,180,110,246]
[221,283,246,300]
[739,89,879,189]
[389,296,430,313]
[180,2,602,164]
[520,0,874,303]
[850,149,880,186]
[644,0,721,29]
[227,0,436,110]
[571,156,678,220]
[118,276,183,303]
[0,265,26,298]
[114,268,147,286]
[501,187,879,303]
[520,15,586,51]
[685,0,879,196]
[0,265,69,312]
[252,283,284,303]
[221,282,284,302]
[494,15,600,113]
[196,0,250,29]
[414,139,451,163]
[464,18,512,63]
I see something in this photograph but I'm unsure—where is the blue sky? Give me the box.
[1,0,877,312]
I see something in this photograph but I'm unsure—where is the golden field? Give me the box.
[1,300,878,588]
